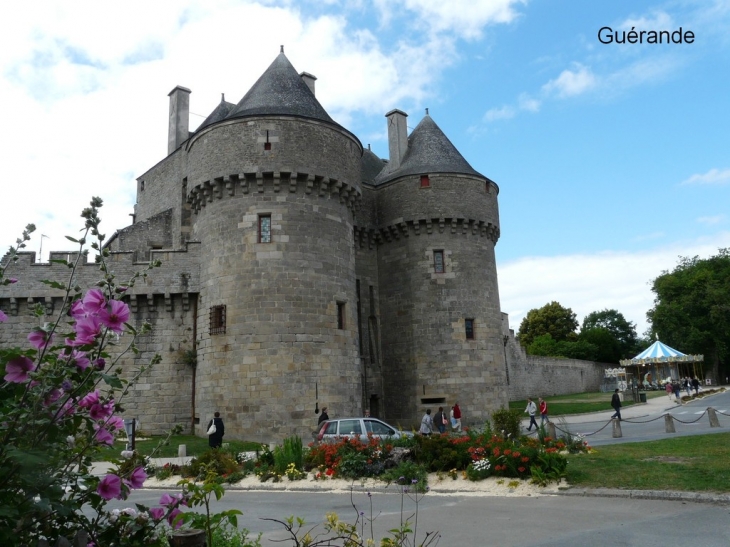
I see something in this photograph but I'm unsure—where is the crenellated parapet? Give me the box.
[0,241,201,313]
[186,170,362,215]
[354,216,500,248]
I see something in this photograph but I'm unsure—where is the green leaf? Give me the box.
[65,236,79,243]
[100,374,123,389]
[40,279,67,290]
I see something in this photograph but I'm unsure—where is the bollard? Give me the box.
[178,444,186,458]
[170,529,206,547]
[612,418,622,438]
[708,408,721,428]
[547,422,557,439]
[664,413,676,433]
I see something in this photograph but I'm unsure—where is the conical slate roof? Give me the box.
[374,115,486,184]
[227,52,337,125]
[196,95,236,132]
[361,146,386,184]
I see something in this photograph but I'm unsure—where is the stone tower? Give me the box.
[0,50,508,442]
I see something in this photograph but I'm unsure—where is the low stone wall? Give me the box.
[502,314,608,402]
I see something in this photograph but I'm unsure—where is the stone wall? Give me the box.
[502,314,607,402]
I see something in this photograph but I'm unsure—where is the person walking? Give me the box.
[683,377,692,398]
[538,397,549,426]
[611,389,622,420]
[692,377,700,396]
[207,411,225,448]
[419,408,434,436]
[665,381,674,401]
[525,398,538,431]
[318,406,329,425]
[434,406,447,434]
[452,402,462,432]
[672,381,682,405]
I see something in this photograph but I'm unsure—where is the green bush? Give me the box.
[491,407,522,439]
[413,434,471,472]
[381,460,429,492]
[466,459,492,481]
[186,449,239,479]
[273,435,304,474]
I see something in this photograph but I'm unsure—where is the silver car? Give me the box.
[315,417,413,444]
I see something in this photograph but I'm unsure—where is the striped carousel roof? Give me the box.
[619,340,703,367]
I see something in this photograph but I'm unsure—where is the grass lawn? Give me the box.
[566,432,730,492]
[509,390,666,416]
[100,435,264,460]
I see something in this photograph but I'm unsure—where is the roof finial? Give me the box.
[221,93,225,102]
[425,107,429,115]
[280,45,284,53]
[368,144,371,150]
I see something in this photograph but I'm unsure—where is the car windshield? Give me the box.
[323,421,338,435]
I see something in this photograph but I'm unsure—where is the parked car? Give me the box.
[315,417,413,444]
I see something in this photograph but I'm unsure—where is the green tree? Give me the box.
[647,249,730,381]
[518,301,578,348]
[576,327,617,362]
[581,309,639,359]
[527,333,598,361]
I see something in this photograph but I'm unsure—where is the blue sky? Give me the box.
[1,0,728,337]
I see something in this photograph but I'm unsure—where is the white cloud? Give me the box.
[374,0,526,41]
[497,232,730,337]
[681,168,730,186]
[542,63,596,98]
[2,0,524,257]
[697,215,726,225]
[619,10,674,32]
[484,105,516,122]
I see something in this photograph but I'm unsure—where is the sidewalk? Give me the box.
[521,389,723,429]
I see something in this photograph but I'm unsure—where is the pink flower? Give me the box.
[8,278,17,284]
[28,329,54,350]
[159,493,177,507]
[43,388,62,407]
[107,415,124,431]
[4,356,36,383]
[167,508,183,529]
[97,474,122,500]
[149,507,165,521]
[70,316,101,346]
[78,390,100,408]
[126,467,147,489]
[69,300,86,319]
[0,310,7,322]
[82,289,106,314]
[93,424,114,446]
[59,349,90,371]
[98,300,130,334]
[89,400,114,420]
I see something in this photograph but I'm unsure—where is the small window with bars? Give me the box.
[433,250,445,273]
[258,214,271,243]
[210,305,226,335]
[465,318,475,340]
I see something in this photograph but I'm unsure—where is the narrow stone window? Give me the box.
[140,180,145,191]
[258,214,271,243]
[465,318,475,340]
[210,305,226,335]
[337,302,346,330]
[264,130,272,150]
[433,250,444,273]
[420,175,430,188]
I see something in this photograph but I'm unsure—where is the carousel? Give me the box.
[619,339,704,390]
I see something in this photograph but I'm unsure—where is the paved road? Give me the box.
[522,388,730,446]
[111,488,730,546]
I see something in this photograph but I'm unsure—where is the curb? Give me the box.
[555,487,730,505]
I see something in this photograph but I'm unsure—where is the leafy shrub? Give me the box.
[186,449,239,479]
[413,434,471,471]
[273,435,303,475]
[466,459,492,481]
[381,460,429,492]
[491,407,522,439]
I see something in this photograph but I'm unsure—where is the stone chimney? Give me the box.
[168,85,191,155]
[299,72,317,95]
[385,109,408,170]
